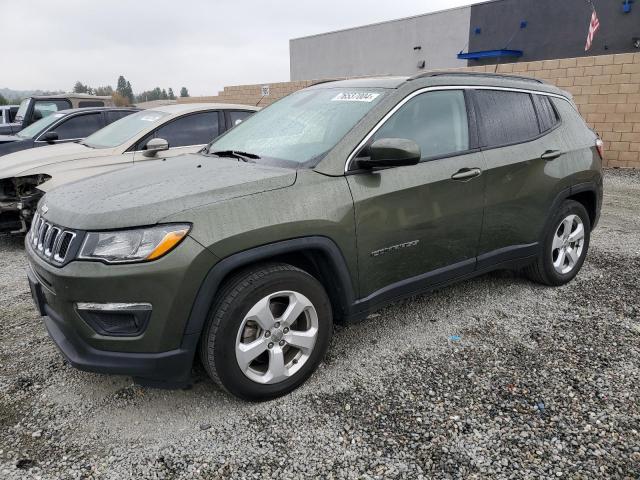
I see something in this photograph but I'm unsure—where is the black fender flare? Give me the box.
[541,181,601,245]
[180,236,357,350]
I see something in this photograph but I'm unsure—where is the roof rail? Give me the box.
[407,71,544,84]
[309,78,344,86]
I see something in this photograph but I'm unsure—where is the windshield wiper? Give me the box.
[210,150,260,162]
[79,141,95,149]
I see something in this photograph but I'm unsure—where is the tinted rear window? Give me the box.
[532,94,560,133]
[475,90,539,147]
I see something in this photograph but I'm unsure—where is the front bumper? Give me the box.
[0,199,27,233]
[25,235,218,385]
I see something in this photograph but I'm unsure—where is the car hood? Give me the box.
[0,142,110,178]
[41,154,298,230]
[0,134,21,144]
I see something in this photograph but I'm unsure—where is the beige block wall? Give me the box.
[181,52,640,168]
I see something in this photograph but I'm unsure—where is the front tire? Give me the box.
[526,200,591,286]
[199,263,333,401]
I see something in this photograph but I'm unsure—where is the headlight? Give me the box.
[78,224,190,264]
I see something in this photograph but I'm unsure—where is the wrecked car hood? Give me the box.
[41,154,298,230]
[0,135,21,144]
[0,142,117,178]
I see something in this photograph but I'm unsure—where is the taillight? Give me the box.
[595,138,604,160]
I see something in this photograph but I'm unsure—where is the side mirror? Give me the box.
[356,138,421,170]
[41,131,59,143]
[143,138,169,157]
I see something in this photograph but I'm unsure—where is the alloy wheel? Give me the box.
[235,291,319,384]
[551,214,585,275]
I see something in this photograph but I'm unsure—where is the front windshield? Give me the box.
[16,113,64,139]
[82,110,169,149]
[15,99,30,122]
[207,88,386,166]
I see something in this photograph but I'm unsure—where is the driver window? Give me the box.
[370,90,469,160]
[144,111,220,149]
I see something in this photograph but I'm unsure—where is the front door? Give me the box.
[347,89,486,298]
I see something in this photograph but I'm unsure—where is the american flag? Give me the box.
[584,9,600,51]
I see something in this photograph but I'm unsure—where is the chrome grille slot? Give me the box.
[37,223,50,251]
[29,213,40,242]
[44,227,60,257]
[35,218,45,247]
[30,215,78,265]
[54,231,76,263]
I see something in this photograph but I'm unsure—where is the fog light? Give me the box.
[75,303,152,337]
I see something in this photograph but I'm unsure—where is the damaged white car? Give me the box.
[0,103,257,233]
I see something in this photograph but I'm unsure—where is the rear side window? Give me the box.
[78,101,105,108]
[229,110,254,127]
[475,90,539,147]
[147,111,220,148]
[371,90,470,160]
[105,110,135,125]
[532,94,560,133]
[53,113,104,140]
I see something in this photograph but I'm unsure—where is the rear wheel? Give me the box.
[199,263,332,401]
[525,200,591,286]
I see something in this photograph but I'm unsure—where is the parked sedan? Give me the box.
[0,107,139,156]
[0,103,258,233]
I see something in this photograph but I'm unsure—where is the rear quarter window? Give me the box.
[475,90,539,147]
[532,94,560,133]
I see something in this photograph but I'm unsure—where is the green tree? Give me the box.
[0,94,7,106]
[168,88,176,100]
[73,81,89,94]
[94,85,114,96]
[180,87,189,98]
[125,81,134,103]
[161,89,168,100]
[116,76,127,96]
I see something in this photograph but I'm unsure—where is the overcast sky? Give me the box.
[2,0,483,96]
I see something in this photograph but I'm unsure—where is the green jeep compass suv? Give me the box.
[26,73,603,400]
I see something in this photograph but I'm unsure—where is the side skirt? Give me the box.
[345,242,538,322]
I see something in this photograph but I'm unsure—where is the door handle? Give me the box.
[451,167,482,181]
[541,149,563,161]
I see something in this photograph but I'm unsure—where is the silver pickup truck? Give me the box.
[0,105,18,128]
[0,94,114,135]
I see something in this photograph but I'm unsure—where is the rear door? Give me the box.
[133,110,221,161]
[347,89,486,297]
[474,89,565,266]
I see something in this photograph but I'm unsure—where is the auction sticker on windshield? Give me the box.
[331,92,381,102]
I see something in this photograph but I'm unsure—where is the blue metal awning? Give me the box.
[457,49,523,60]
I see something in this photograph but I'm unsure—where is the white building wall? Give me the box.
[289,7,472,81]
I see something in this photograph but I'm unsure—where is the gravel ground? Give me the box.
[1,169,639,479]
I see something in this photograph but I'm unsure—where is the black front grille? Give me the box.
[29,212,78,265]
